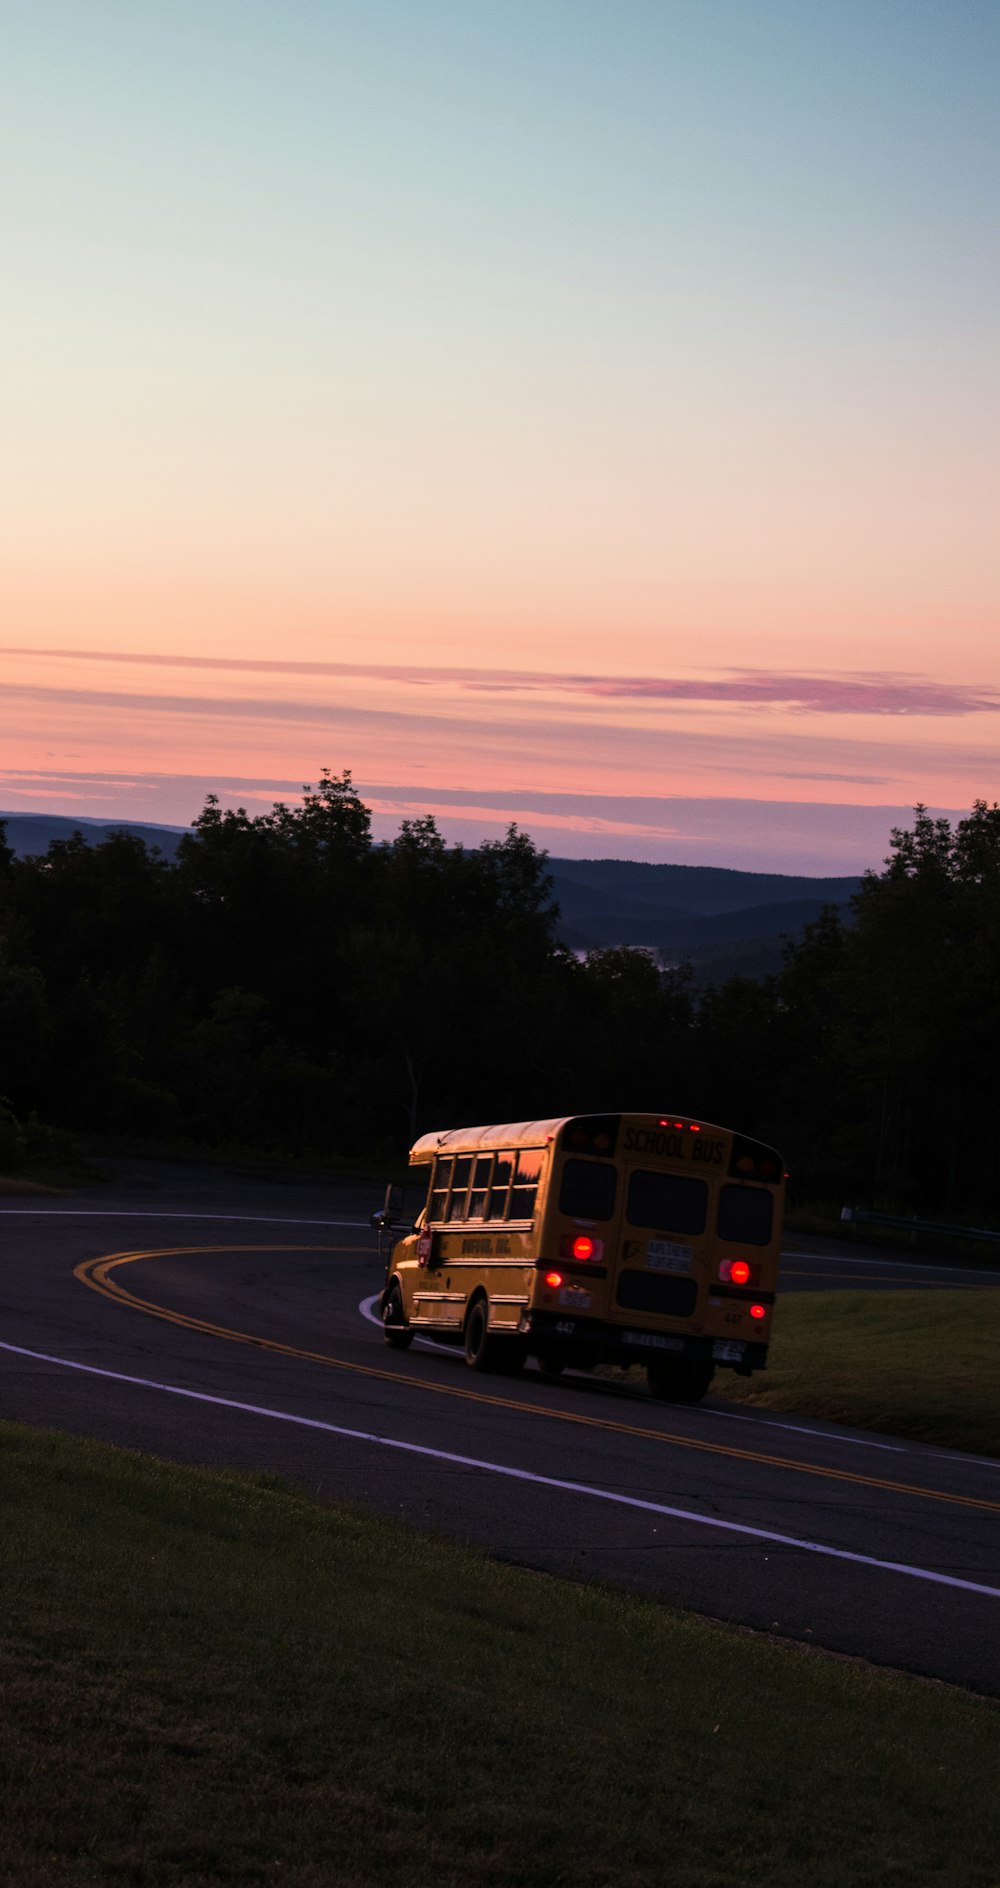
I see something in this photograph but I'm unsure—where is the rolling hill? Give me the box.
[547,858,861,980]
[1,813,186,860]
[1,814,862,983]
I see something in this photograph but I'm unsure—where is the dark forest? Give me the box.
[2,772,999,1219]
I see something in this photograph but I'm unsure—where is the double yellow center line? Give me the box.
[75,1244,1000,1518]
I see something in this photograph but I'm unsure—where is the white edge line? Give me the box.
[3,1337,998,1603]
[354,1295,1000,1475]
[360,1291,451,1356]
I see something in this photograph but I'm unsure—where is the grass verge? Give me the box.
[719,1288,1000,1456]
[2,1420,999,1888]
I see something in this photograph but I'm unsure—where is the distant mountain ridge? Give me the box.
[1,814,862,983]
[549,855,861,915]
[546,857,862,980]
[1,812,187,860]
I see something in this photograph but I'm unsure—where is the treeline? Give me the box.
[2,774,999,1217]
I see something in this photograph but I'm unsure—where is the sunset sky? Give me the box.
[3,1,998,873]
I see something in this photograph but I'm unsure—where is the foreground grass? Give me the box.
[719,1288,1000,1456]
[2,1423,999,1887]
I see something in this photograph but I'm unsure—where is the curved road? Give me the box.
[3,1163,999,1696]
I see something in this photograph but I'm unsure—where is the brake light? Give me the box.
[749,1303,767,1320]
[544,1270,563,1289]
[559,1234,604,1262]
[719,1257,757,1284]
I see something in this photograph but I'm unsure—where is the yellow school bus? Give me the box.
[376,1111,784,1401]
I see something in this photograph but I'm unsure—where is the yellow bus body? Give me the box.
[379,1111,784,1401]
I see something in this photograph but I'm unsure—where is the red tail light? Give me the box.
[749,1303,767,1320]
[559,1234,604,1262]
[544,1270,563,1289]
[719,1257,758,1285]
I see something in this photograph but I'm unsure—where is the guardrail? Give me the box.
[841,1205,1000,1246]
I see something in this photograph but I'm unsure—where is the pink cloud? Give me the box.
[4,647,998,717]
[557,674,1000,715]
[0,765,970,874]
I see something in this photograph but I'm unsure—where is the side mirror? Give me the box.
[371,1181,405,1233]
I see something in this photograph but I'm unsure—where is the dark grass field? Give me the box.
[2,1421,999,1887]
[718,1289,1000,1456]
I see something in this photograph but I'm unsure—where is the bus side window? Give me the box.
[446,1156,474,1221]
[429,1157,453,1224]
[412,1165,435,1229]
[467,1154,493,1220]
[488,1154,513,1220]
[510,1148,544,1222]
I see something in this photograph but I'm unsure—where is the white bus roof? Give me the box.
[409,1117,575,1161]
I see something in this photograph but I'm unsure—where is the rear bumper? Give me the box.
[519,1308,768,1374]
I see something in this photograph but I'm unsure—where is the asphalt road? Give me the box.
[3,1162,999,1696]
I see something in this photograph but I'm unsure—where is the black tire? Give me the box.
[536,1347,566,1377]
[464,1297,500,1371]
[382,1282,414,1350]
[646,1358,714,1403]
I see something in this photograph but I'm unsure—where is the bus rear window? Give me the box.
[559,1159,617,1221]
[627,1170,707,1235]
[509,1148,544,1221]
[718,1184,773,1246]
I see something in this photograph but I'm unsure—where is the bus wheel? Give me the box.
[537,1348,566,1377]
[647,1359,714,1403]
[464,1298,500,1371]
[382,1283,414,1350]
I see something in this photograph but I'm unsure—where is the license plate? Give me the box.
[712,1340,746,1362]
[647,1240,693,1273]
[625,1331,684,1351]
[559,1286,591,1309]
